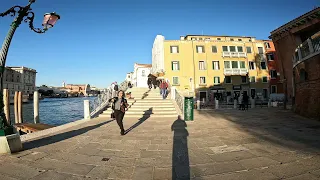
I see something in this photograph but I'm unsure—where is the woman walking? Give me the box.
[109,90,129,135]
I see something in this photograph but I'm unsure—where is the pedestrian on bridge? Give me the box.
[109,90,129,135]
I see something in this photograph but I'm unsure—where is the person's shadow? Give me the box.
[125,107,153,134]
[171,115,190,180]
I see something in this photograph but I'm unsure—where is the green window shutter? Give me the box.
[171,62,173,70]
[170,46,172,53]
[177,46,179,53]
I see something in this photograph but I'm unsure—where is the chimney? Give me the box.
[180,36,185,40]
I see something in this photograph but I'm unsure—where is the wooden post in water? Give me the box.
[3,89,10,125]
[14,91,19,124]
[33,91,40,124]
[17,91,23,123]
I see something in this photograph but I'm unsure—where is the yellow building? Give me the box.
[151,35,270,102]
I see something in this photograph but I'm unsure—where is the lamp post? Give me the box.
[0,0,60,136]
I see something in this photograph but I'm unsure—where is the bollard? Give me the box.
[234,100,237,109]
[14,91,19,124]
[18,91,23,123]
[268,99,271,108]
[34,91,40,124]
[3,89,10,125]
[197,100,200,110]
[251,98,255,108]
[84,100,91,119]
[215,98,219,109]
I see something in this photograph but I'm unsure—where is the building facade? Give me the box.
[132,63,152,88]
[65,84,91,96]
[263,40,283,94]
[270,7,320,119]
[3,66,37,98]
[152,35,271,101]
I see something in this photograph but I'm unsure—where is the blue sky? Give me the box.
[0,0,318,88]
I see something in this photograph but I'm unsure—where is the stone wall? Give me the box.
[294,53,320,119]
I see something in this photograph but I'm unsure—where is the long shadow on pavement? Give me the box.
[125,107,153,134]
[200,108,320,152]
[171,115,190,180]
[23,120,114,150]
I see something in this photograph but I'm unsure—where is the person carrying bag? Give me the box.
[109,90,129,135]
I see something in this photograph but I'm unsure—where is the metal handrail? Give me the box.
[89,80,129,118]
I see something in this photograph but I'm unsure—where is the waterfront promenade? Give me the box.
[0,108,320,180]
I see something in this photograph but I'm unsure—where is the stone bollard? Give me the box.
[197,100,200,110]
[251,98,255,108]
[84,100,91,119]
[234,100,237,109]
[215,98,219,109]
[34,91,40,124]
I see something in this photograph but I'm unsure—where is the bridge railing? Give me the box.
[89,80,128,118]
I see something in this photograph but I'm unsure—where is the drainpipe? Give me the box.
[192,40,196,97]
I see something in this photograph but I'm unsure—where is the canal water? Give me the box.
[9,97,96,126]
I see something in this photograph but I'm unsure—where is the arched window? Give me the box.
[299,69,308,82]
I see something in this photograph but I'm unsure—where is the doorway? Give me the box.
[199,91,207,102]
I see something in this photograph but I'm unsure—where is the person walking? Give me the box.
[147,78,152,89]
[113,82,119,97]
[160,80,168,99]
[243,91,249,111]
[109,90,129,135]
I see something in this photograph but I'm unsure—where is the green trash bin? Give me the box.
[184,96,194,121]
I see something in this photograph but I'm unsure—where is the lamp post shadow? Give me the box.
[171,115,190,180]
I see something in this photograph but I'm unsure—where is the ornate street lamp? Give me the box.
[0,0,60,136]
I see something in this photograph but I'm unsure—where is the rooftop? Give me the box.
[6,66,37,73]
[183,34,256,38]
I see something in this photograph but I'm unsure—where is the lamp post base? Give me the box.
[0,126,14,136]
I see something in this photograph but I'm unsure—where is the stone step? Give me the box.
[100,111,177,115]
[132,103,173,106]
[128,107,176,111]
[131,105,176,108]
[99,114,178,118]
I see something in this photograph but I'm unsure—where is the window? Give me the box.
[205,38,210,40]
[240,61,245,68]
[199,61,206,70]
[249,39,252,42]
[258,47,264,54]
[246,47,252,53]
[217,38,221,40]
[230,38,234,41]
[262,76,268,83]
[200,77,206,84]
[224,61,231,69]
[173,77,179,85]
[237,46,243,52]
[263,89,268,99]
[199,38,203,40]
[241,76,247,83]
[222,46,228,52]
[142,70,145,77]
[229,46,236,52]
[299,69,308,82]
[238,39,242,41]
[212,46,217,53]
[214,77,220,84]
[271,85,277,94]
[212,61,220,70]
[191,37,196,40]
[225,76,231,84]
[267,53,274,61]
[265,42,271,49]
[196,46,205,53]
[172,61,180,71]
[170,46,179,53]
[260,62,267,70]
[250,76,256,83]
[231,61,238,69]
[270,70,277,79]
[249,61,255,70]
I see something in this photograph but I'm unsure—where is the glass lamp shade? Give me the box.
[42,12,60,30]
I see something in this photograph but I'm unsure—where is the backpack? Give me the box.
[114,84,119,91]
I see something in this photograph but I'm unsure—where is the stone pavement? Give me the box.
[0,108,320,180]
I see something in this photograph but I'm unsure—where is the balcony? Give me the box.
[224,68,248,76]
[222,52,247,58]
[293,31,320,68]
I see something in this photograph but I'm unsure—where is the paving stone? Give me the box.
[108,166,134,179]
[191,161,246,177]
[135,158,157,167]
[31,158,95,176]
[239,157,280,169]
[209,145,249,154]
[208,150,257,162]
[132,167,153,180]
[140,150,161,158]
[72,146,101,156]
[283,173,319,180]
[148,144,159,150]
[18,151,49,161]
[0,174,19,180]
[265,161,315,179]
[0,163,44,179]
[310,169,320,177]
[86,166,114,179]
[153,167,171,180]
[31,171,84,180]
[108,157,136,167]
[47,152,109,166]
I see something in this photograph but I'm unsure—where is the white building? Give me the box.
[151,35,165,74]
[126,72,133,83]
[132,63,151,88]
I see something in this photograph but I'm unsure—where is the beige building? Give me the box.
[3,66,37,98]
